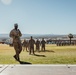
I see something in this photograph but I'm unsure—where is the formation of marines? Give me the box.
[9,24,46,61]
[22,37,46,54]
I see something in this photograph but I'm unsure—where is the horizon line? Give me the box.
[0,33,75,35]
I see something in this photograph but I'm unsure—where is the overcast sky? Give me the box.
[0,0,76,34]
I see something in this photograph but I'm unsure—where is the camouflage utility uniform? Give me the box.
[23,40,29,51]
[41,38,46,51]
[35,39,40,52]
[29,36,35,54]
[9,26,22,61]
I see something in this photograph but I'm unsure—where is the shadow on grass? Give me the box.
[19,61,32,64]
[45,50,55,53]
[34,54,46,57]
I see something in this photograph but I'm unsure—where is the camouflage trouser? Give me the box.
[13,41,22,60]
[29,46,34,54]
[36,45,40,51]
[41,45,45,51]
[23,45,28,51]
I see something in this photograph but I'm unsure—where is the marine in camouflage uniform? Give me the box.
[22,39,29,52]
[29,36,35,55]
[35,39,40,52]
[9,23,22,61]
[41,38,46,51]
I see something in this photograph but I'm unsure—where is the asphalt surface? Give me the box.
[0,65,76,75]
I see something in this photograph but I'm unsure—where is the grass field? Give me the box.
[0,44,76,64]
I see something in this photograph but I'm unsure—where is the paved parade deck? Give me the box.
[0,65,76,75]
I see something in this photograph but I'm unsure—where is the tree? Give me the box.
[68,33,73,45]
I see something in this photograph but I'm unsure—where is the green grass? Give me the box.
[0,44,76,64]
